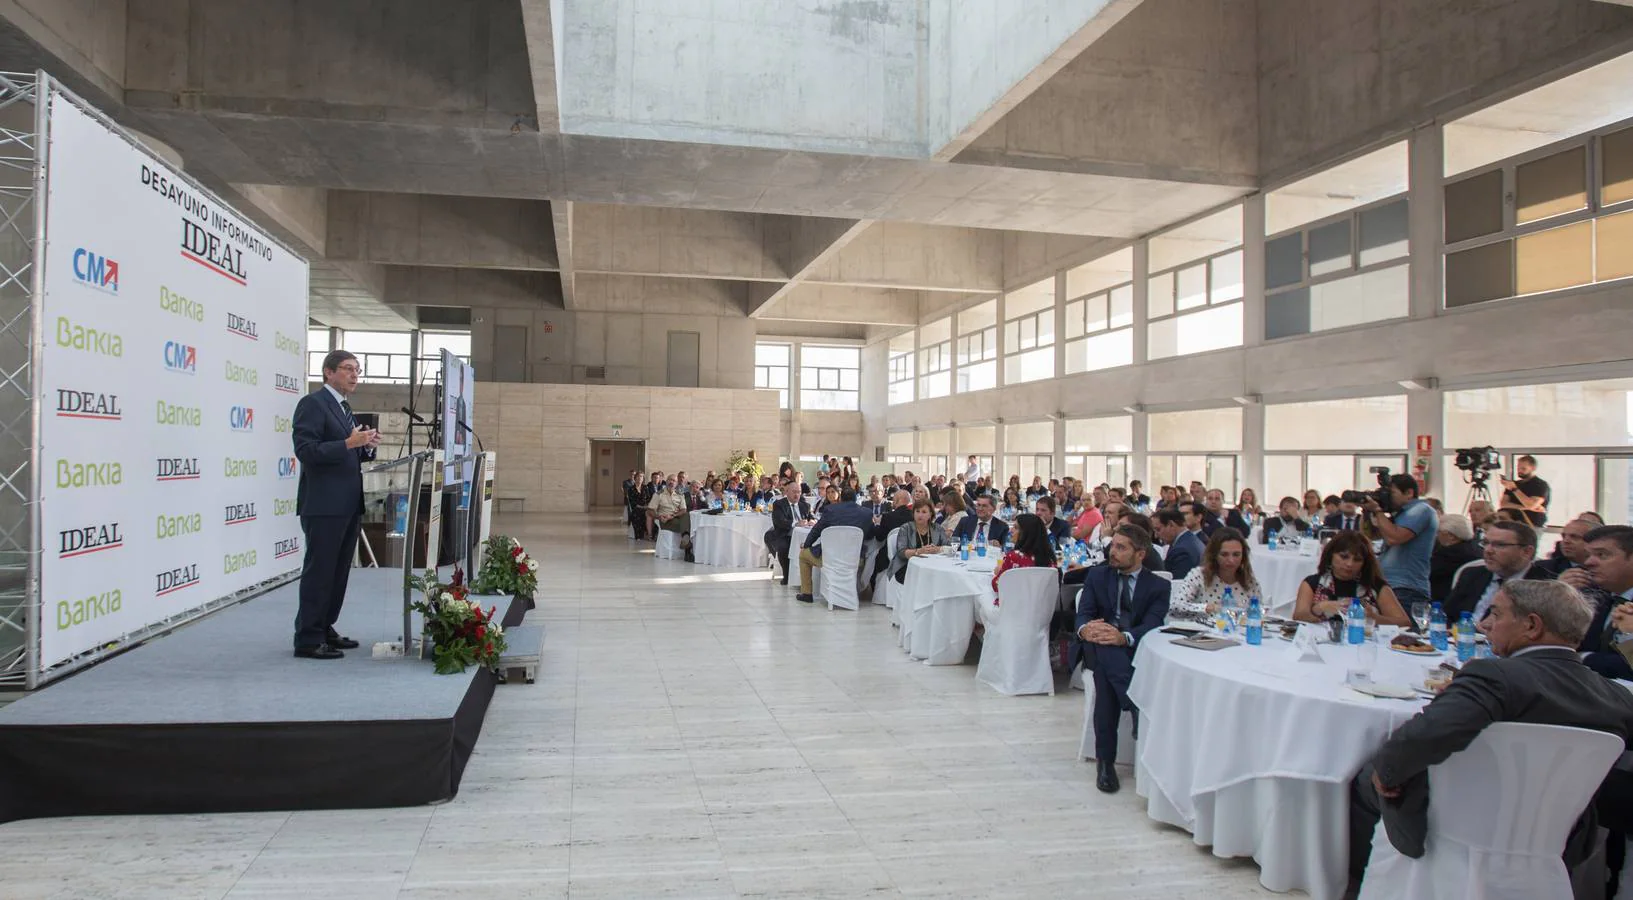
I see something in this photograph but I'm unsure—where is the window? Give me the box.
[956,299,998,393]
[418,331,473,384]
[1263,197,1410,340]
[918,318,952,399]
[1265,396,1408,451]
[1148,223,1246,359]
[306,327,331,381]
[1444,125,1633,309]
[798,345,859,411]
[887,331,915,405]
[958,425,995,481]
[755,342,791,408]
[1003,420,1055,486]
[1002,278,1055,384]
[1064,282,1134,374]
[887,431,915,468]
[918,427,951,479]
[333,330,413,383]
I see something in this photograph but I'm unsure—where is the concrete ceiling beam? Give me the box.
[518,0,562,133]
[325,191,559,271]
[552,200,576,309]
[748,219,874,318]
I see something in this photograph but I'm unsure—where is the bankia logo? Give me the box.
[277,457,298,480]
[156,457,201,482]
[55,389,122,421]
[224,549,257,574]
[58,522,123,559]
[229,405,254,432]
[273,372,301,395]
[273,536,301,560]
[72,247,119,294]
[163,341,197,375]
[224,502,257,526]
[226,312,258,341]
[155,563,201,597]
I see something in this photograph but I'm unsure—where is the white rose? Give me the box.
[526,559,538,572]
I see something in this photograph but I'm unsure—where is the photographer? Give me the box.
[1361,473,1439,610]
[1499,454,1550,529]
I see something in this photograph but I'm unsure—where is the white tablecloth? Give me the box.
[901,552,999,665]
[1251,547,1321,616]
[691,512,772,568]
[1129,633,1442,899]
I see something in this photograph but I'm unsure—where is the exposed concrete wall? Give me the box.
[125,0,535,128]
[327,192,558,270]
[556,0,922,156]
[1002,232,1125,292]
[0,0,125,100]
[961,0,1257,185]
[1258,0,1633,183]
[573,204,786,281]
[804,222,1004,292]
[231,184,328,257]
[755,285,923,326]
[798,411,865,459]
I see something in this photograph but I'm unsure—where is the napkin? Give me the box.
[1287,623,1325,663]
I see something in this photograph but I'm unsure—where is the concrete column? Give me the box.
[993,422,1007,483]
[994,288,1007,389]
[787,414,803,463]
[1408,389,1446,504]
[1054,270,1067,379]
[1131,242,1150,366]
[1053,416,1067,485]
[1409,125,1445,321]
[1241,402,1266,494]
[1241,196,1266,349]
[1131,411,1149,486]
[791,341,804,414]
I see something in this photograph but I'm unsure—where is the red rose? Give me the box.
[476,625,485,638]
[516,562,527,574]
[511,546,523,559]
[451,568,464,587]
[484,643,494,654]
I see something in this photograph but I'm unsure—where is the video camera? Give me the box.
[1454,446,1502,483]
[1341,466,1393,513]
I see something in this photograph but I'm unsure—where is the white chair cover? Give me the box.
[877,529,900,608]
[1152,570,1174,582]
[1359,721,1623,900]
[815,526,864,611]
[655,530,683,560]
[975,568,1060,695]
[1078,676,1137,764]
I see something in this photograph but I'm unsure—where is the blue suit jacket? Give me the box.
[1076,565,1171,666]
[802,501,874,557]
[1164,530,1204,580]
[1043,517,1071,543]
[951,515,1010,546]
[292,388,375,518]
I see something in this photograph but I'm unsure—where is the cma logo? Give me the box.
[277,457,298,480]
[164,341,196,374]
[55,389,121,421]
[72,248,119,294]
[229,406,254,431]
[274,373,301,394]
[58,522,123,559]
[156,457,200,481]
[226,313,258,341]
[273,537,301,560]
[155,563,200,597]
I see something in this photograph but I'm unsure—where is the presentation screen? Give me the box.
[36,89,310,668]
[440,349,475,488]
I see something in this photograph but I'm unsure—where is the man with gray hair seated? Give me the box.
[1348,579,1633,881]
[1430,513,1482,603]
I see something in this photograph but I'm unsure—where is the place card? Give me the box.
[1286,623,1326,663]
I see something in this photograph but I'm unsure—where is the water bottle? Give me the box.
[1456,611,1476,662]
[1267,530,1279,551]
[1428,602,1448,651]
[1245,597,1263,646]
[1346,598,1366,645]
[1003,532,1013,553]
[1216,586,1236,636]
[960,540,970,562]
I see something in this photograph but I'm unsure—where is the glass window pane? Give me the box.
[1266,396,1407,451]
[1515,145,1587,224]
[1445,169,1505,244]
[1265,233,1303,289]
[1445,379,1633,448]
[1084,295,1107,333]
[1036,313,1054,345]
[1305,456,1353,499]
[819,369,837,390]
[1063,300,1084,338]
[840,368,858,391]
[1515,220,1593,295]
[1358,199,1410,266]
[802,345,859,368]
[1308,219,1352,277]
[1077,329,1133,372]
[1003,321,1019,351]
[1597,210,1633,282]
[1598,457,1633,527]
[1605,127,1633,206]
[307,328,330,352]
[1265,288,1310,340]
[1445,240,1514,308]
[755,343,789,365]
[1109,285,1134,328]
[1149,271,1174,318]
[1210,251,1244,304]
[959,299,998,334]
[1005,279,1055,318]
[1149,406,1242,451]
[769,368,788,388]
[1018,317,1036,347]
[1065,416,1134,453]
[1176,264,1207,310]
[1264,455,1303,508]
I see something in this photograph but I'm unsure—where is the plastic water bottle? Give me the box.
[960,540,970,562]
[1267,530,1279,551]
[1245,597,1263,646]
[1003,532,1013,553]
[1456,611,1476,662]
[1216,586,1236,636]
[1346,598,1366,645]
[1428,603,1448,651]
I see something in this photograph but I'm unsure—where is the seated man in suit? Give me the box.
[1441,520,1542,623]
[1153,509,1204,580]
[1033,495,1071,544]
[1533,517,1594,580]
[765,480,814,586]
[1576,525,1633,681]
[951,494,1011,548]
[1077,524,1171,794]
[1260,496,1310,544]
[797,487,874,603]
[1349,579,1633,879]
[1200,489,1250,539]
[1430,514,1485,603]
[1324,497,1364,533]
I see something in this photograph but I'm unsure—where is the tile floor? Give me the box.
[0,512,1288,899]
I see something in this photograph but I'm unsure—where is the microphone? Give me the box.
[456,419,485,453]
[401,406,428,424]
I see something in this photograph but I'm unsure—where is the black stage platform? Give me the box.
[0,569,525,823]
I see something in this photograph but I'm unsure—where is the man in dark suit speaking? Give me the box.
[291,350,380,659]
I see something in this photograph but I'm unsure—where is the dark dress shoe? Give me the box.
[795,593,814,603]
[294,644,344,660]
[326,633,360,649]
[1096,759,1121,794]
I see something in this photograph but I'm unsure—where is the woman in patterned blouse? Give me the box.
[990,513,1058,595]
[1169,528,1261,620]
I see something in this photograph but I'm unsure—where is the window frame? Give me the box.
[754,341,792,409]
[1262,193,1411,342]
[1063,280,1135,375]
[797,344,860,411]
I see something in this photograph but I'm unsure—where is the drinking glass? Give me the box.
[1348,636,1378,687]
[1411,602,1430,634]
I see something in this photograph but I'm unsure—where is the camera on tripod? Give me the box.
[1454,446,1503,483]
[1341,466,1393,513]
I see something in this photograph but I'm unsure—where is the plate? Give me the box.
[1389,643,1441,656]
[1351,681,1419,700]
[1164,621,1209,634]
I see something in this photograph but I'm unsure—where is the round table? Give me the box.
[1251,546,1321,616]
[1128,632,1442,900]
[901,552,999,665]
[691,512,772,568]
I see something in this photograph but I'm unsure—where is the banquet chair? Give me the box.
[975,568,1061,695]
[655,530,684,560]
[1078,677,1137,765]
[876,530,900,609]
[1359,722,1623,900]
[1152,570,1174,582]
[814,526,864,611]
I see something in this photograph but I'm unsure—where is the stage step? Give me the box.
[497,623,545,684]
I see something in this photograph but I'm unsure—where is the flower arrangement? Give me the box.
[471,534,539,597]
[410,567,507,675]
[726,449,763,482]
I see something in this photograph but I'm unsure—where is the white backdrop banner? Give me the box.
[37,89,310,668]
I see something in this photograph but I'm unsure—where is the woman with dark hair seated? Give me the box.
[990,513,1058,596]
[1170,528,1261,621]
[1293,530,1411,627]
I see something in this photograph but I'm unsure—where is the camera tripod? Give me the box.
[1462,471,1495,516]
